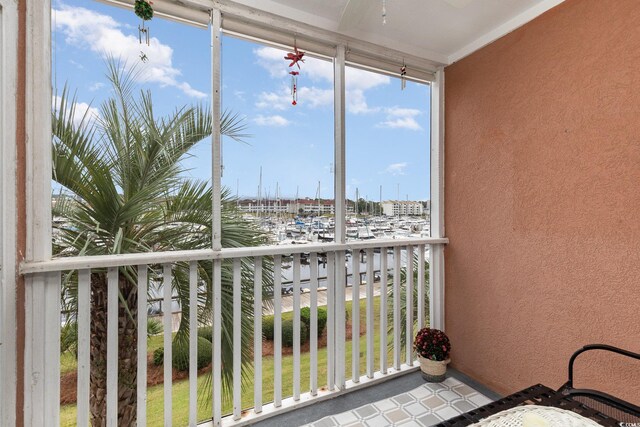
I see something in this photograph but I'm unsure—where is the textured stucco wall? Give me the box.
[444,0,640,402]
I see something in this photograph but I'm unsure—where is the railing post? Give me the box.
[334,250,346,389]
[326,252,336,391]
[24,272,60,426]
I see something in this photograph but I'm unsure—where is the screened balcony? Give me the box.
[3,0,640,426]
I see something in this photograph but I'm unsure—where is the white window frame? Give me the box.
[23,0,58,424]
[21,0,446,421]
[1,0,19,424]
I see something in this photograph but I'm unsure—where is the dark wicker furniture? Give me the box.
[558,344,640,424]
[435,384,622,426]
[437,344,640,426]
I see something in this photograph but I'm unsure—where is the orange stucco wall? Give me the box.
[444,0,640,402]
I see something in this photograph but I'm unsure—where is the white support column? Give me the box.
[334,45,346,245]
[24,0,55,425]
[210,12,223,422]
[430,67,445,330]
[211,8,222,251]
[331,45,347,392]
[0,0,19,424]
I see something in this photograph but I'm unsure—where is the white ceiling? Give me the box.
[230,0,565,65]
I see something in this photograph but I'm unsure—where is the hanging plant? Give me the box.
[134,0,154,21]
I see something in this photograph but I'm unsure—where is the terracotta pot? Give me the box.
[418,355,450,382]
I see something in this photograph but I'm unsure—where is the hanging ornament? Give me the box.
[135,0,153,46]
[290,71,299,106]
[382,0,387,24]
[284,44,305,106]
[284,45,305,69]
[400,61,407,90]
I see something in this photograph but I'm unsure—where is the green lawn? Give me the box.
[60,295,411,426]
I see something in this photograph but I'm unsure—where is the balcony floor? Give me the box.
[253,369,501,427]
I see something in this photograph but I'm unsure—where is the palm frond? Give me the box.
[54,58,272,410]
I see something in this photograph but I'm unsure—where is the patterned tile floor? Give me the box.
[306,377,492,427]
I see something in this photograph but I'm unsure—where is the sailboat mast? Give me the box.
[258,166,263,217]
[355,187,359,217]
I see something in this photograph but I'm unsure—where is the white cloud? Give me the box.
[255,89,290,110]
[379,117,422,130]
[69,59,84,69]
[254,115,290,127]
[386,107,422,117]
[254,47,390,113]
[53,95,100,129]
[254,47,290,78]
[88,82,105,92]
[255,85,333,110]
[384,162,408,176]
[298,87,334,108]
[378,107,423,130]
[345,67,390,92]
[53,5,206,99]
[347,90,380,114]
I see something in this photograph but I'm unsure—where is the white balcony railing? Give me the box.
[20,237,447,426]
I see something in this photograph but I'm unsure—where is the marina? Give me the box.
[251,214,431,244]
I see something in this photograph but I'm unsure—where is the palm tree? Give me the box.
[53,60,270,425]
[386,251,430,354]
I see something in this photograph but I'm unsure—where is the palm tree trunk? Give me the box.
[89,272,138,426]
[89,273,108,425]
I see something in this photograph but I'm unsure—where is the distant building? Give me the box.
[238,198,336,215]
[381,200,425,216]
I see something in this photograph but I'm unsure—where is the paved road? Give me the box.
[155,282,384,332]
[262,281,383,315]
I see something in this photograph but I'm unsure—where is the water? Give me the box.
[144,248,429,315]
[279,248,427,290]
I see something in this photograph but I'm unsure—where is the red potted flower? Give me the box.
[414,328,451,382]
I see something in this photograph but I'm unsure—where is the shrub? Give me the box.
[300,307,311,327]
[317,307,328,337]
[197,326,212,342]
[263,315,275,340]
[300,307,328,338]
[152,347,164,366]
[147,319,163,337]
[171,336,213,371]
[281,318,309,347]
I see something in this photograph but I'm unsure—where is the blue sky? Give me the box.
[52,0,431,201]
